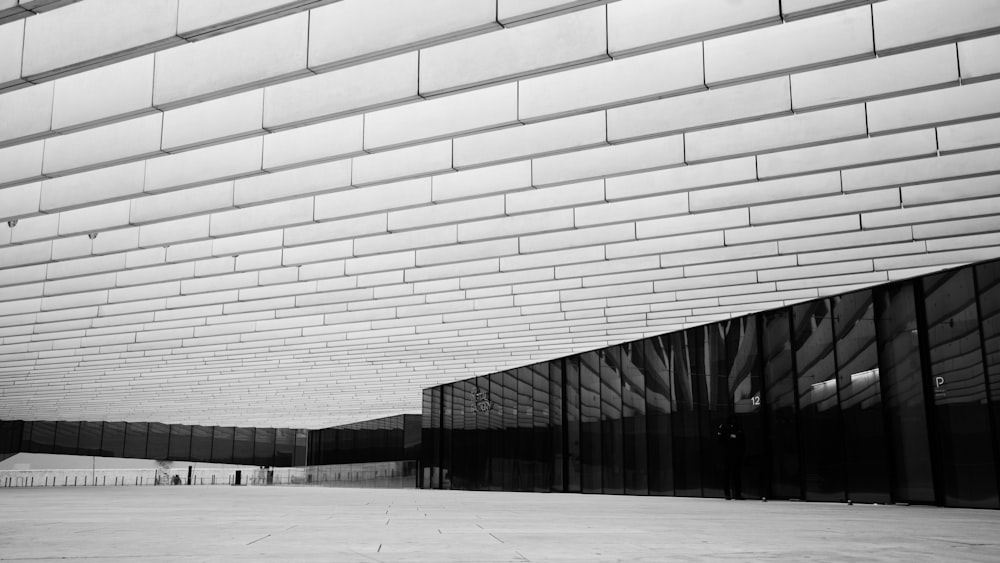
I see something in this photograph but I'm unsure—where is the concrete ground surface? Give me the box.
[1,487,999,562]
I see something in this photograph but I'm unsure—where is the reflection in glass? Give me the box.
[550,359,565,492]
[876,282,934,503]
[147,422,169,459]
[29,420,56,454]
[621,342,648,495]
[78,421,103,457]
[254,427,275,466]
[833,290,890,503]
[191,425,213,463]
[792,299,845,502]
[579,351,603,493]
[599,347,625,494]
[670,331,702,497]
[233,427,255,465]
[100,422,126,458]
[976,260,1000,509]
[54,421,81,455]
[762,309,801,499]
[210,426,234,464]
[643,336,674,495]
[923,268,997,507]
[564,356,582,492]
[168,425,192,461]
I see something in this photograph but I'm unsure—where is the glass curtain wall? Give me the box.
[422,258,1000,509]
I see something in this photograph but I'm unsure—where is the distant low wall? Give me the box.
[0,460,418,488]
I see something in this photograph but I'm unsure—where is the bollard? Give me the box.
[64,476,68,486]
[103,476,106,486]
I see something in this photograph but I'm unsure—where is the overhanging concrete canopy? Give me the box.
[1,0,999,427]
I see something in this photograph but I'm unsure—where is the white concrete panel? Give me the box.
[937,117,1000,154]
[57,200,130,236]
[686,104,867,162]
[0,19,24,88]
[235,160,351,207]
[758,128,938,179]
[432,161,532,202]
[690,171,842,212]
[454,112,606,169]
[351,140,452,186]
[356,225,456,256]
[521,223,634,254]
[0,81,53,143]
[144,136,263,193]
[283,214,387,247]
[866,81,1000,134]
[153,12,308,107]
[608,76,792,142]
[958,35,1000,82]
[138,215,210,248]
[605,157,756,201]
[790,44,958,110]
[533,135,684,186]
[40,161,146,212]
[262,115,363,170]
[315,178,431,221]
[725,214,860,245]
[873,0,1000,54]
[50,55,155,130]
[0,140,43,187]
[177,0,315,37]
[519,43,704,121]
[130,181,233,224]
[49,234,91,260]
[388,196,505,231]
[637,208,749,239]
[750,188,900,224]
[506,179,605,215]
[419,6,607,96]
[161,90,264,152]
[21,0,180,79]
[842,147,1000,192]
[308,0,497,71]
[41,113,163,175]
[210,197,313,237]
[499,0,609,25]
[608,0,780,56]
[0,181,40,220]
[416,238,518,267]
[704,6,872,85]
[575,192,688,227]
[263,53,418,129]
[366,83,518,150]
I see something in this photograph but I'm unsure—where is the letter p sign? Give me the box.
[935,376,945,388]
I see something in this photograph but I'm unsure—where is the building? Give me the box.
[1,0,999,507]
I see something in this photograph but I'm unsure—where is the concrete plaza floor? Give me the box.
[1,487,998,562]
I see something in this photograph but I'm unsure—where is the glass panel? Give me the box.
[189,426,213,463]
[976,260,1000,509]
[421,388,435,488]
[671,331,702,497]
[100,421,125,457]
[516,367,533,492]
[452,379,469,489]
[472,376,490,491]
[833,289,890,504]
[54,421,81,455]
[532,364,550,493]
[430,386,442,488]
[233,427,255,465]
[0,420,21,454]
[621,341,648,495]
[274,428,295,466]
[441,384,453,489]
[599,347,625,494]
[144,422,168,459]
[501,370,517,491]
[792,299,846,502]
[20,422,33,453]
[28,420,56,454]
[168,425,192,461]
[254,427,275,466]
[550,359,565,493]
[876,282,935,503]
[762,309,801,499]
[643,335,674,495]
[579,351,603,493]
[488,373,504,491]
[923,268,998,508]
[320,428,336,465]
[564,356,582,493]
[294,429,308,466]
[77,421,103,456]
[211,426,234,464]
[123,422,147,459]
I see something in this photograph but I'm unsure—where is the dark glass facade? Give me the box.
[1,420,307,467]
[306,414,422,466]
[420,258,1000,509]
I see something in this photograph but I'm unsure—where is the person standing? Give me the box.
[717,413,745,500]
